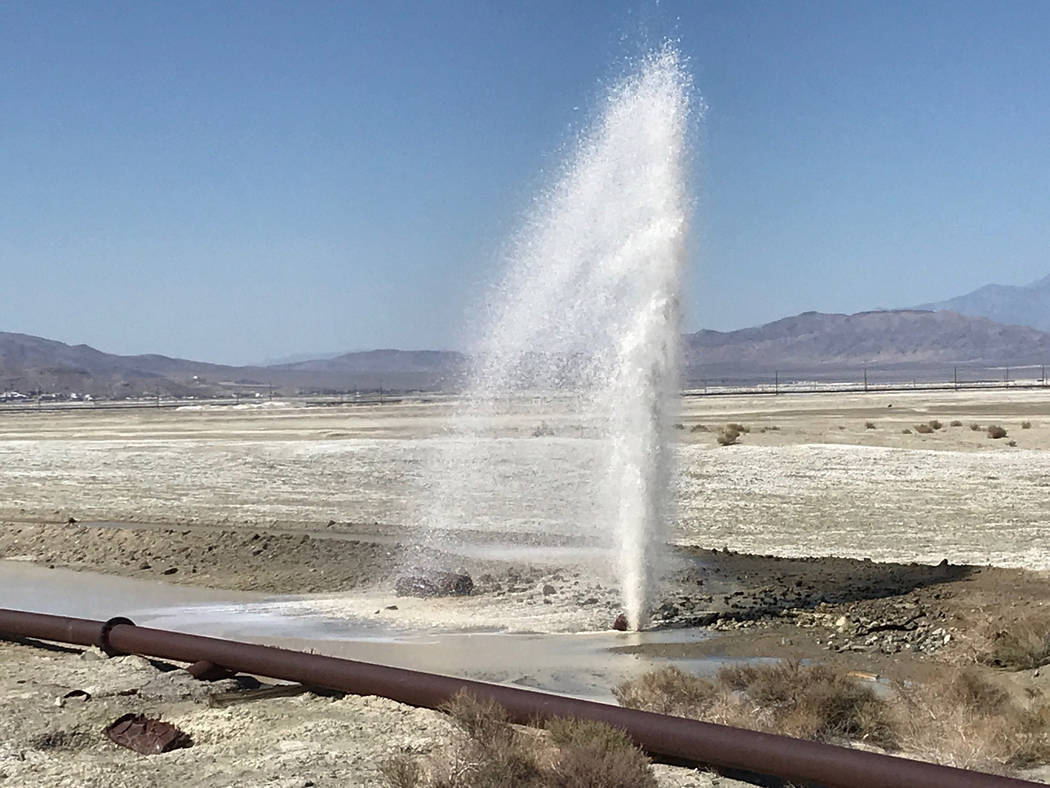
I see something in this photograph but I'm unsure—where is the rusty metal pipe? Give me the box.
[0,608,1037,788]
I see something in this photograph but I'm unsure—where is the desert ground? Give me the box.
[2,389,1050,784]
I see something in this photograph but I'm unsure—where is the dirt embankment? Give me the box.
[0,521,400,594]
[0,520,617,624]
[629,548,1050,704]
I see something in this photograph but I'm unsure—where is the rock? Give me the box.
[542,584,556,596]
[395,571,473,598]
[162,567,178,575]
[657,602,679,618]
[55,689,91,707]
[612,613,629,631]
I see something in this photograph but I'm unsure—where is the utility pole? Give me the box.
[953,367,958,391]
[863,367,868,393]
[774,370,779,395]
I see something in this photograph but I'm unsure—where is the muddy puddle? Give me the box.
[0,560,748,703]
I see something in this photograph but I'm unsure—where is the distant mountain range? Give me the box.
[5,272,1050,395]
[273,349,465,375]
[915,273,1050,332]
[0,332,465,397]
[684,310,1050,381]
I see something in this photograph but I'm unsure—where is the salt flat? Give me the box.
[0,389,1048,568]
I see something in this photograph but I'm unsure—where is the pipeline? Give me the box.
[0,608,1038,788]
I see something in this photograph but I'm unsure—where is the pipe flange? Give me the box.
[97,616,135,657]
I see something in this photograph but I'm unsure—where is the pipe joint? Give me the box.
[97,616,134,657]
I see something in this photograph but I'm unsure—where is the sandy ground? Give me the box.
[0,639,743,788]
[3,390,1050,784]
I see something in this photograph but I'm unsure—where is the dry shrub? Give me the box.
[987,425,1008,439]
[950,420,964,427]
[617,664,1050,775]
[977,618,1050,670]
[716,660,896,748]
[970,423,982,431]
[928,420,943,430]
[382,691,656,788]
[865,421,876,429]
[415,692,547,788]
[726,422,750,433]
[545,718,656,788]
[1022,421,1032,429]
[942,668,1011,712]
[902,428,912,434]
[1008,440,1017,447]
[442,690,515,741]
[381,756,423,788]
[915,423,934,434]
[616,662,894,749]
[690,424,709,433]
[717,426,741,446]
[612,665,720,717]
[898,668,1050,771]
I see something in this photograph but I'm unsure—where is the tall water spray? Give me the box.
[424,48,690,631]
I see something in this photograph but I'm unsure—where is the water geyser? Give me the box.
[424,47,691,631]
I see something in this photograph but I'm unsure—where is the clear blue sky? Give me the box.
[3,1,1049,363]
